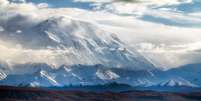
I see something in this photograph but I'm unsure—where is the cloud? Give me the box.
[75,0,192,9]
[0,40,96,68]
[134,42,201,54]
[0,0,9,7]
[0,0,49,11]
[0,42,64,67]
[132,42,201,69]
[75,0,194,18]
[37,3,49,8]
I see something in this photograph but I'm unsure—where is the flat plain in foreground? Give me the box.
[0,86,201,101]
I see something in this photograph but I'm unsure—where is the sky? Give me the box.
[1,0,201,69]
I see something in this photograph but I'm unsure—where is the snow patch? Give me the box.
[0,71,6,80]
[40,70,61,86]
[96,69,119,80]
[45,31,61,43]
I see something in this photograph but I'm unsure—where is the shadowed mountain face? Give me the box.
[0,63,157,87]
[1,62,201,90]
[0,86,201,101]
[164,63,201,86]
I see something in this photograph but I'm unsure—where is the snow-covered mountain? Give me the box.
[165,63,201,86]
[0,0,201,91]
[0,7,159,87]
[0,64,157,87]
[1,14,201,87]
[159,79,197,87]
[0,13,154,70]
[142,63,201,88]
[2,62,200,88]
[1,3,201,88]
[137,78,200,93]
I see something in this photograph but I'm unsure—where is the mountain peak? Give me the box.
[159,79,198,87]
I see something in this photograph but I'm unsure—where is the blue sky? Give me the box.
[26,0,94,9]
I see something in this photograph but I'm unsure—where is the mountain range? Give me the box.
[0,14,154,70]
[0,13,155,87]
[0,9,201,90]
